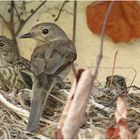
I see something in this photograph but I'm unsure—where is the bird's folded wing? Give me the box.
[45,48,76,75]
[31,40,77,77]
[13,57,33,89]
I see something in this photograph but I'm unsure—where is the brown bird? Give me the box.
[20,22,77,132]
[105,75,127,94]
[0,36,32,92]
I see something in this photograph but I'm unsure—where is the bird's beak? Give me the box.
[19,33,32,38]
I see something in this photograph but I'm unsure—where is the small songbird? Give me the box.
[20,22,77,132]
[0,36,33,92]
[105,75,127,94]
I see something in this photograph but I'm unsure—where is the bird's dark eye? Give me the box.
[42,29,49,34]
[0,42,4,47]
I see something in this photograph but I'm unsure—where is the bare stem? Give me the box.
[92,1,115,83]
[10,1,20,55]
[71,0,77,77]
[54,0,69,22]
[0,14,8,25]
[110,50,118,87]
[72,0,77,44]
[14,3,21,21]
[0,14,10,32]
[15,1,47,36]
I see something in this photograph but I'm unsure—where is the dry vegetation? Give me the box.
[0,76,140,139]
[0,1,140,139]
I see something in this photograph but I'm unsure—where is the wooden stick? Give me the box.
[56,69,93,139]
[71,0,77,77]
[110,50,118,87]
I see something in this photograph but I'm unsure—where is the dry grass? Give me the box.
[0,80,140,139]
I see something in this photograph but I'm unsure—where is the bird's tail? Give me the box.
[27,80,54,132]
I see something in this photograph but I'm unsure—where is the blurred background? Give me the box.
[0,1,140,86]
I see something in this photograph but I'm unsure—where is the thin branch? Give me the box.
[14,3,21,21]
[0,14,10,32]
[15,1,47,36]
[72,0,77,45]
[0,91,54,125]
[90,65,137,88]
[0,14,9,25]
[92,1,115,82]
[71,0,77,77]
[9,1,20,55]
[128,68,137,92]
[49,94,65,104]
[10,1,14,31]
[54,0,69,22]
[110,50,118,87]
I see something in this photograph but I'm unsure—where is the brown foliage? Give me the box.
[86,1,140,43]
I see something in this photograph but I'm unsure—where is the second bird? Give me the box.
[20,22,77,132]
[0,36,32,92]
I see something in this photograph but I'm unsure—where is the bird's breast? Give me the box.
[0,66,17,89]
[0,65,31,90]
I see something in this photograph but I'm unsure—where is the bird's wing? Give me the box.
[14,57,33,89]
[0,72,9,91]
[20,71,33,88]
[45,46,76,75]
[31,40,77,77]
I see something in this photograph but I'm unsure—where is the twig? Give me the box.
[0,14,9,25]
[0,92,29,117]
[90,66,137,91]
[49,94,65,104]
[16,1,47,35]
[0,92,54,125]
[95,79,103,88]
[92,1,115,83]
[127,85,140,90]
[72,0,77,44]
[10,1,14,25]
[54,0,69,22]
[71,0,77,77]
[128,67,137,92]
[9,1,20,55]
[110,50,118,87]
[0,14,11,34]
[24,1,46,24]
[14,3,21,21]
[90,95,113,113]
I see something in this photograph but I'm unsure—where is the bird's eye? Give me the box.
[0,42,4,47]
[42,29,49,34]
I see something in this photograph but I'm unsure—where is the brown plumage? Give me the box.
[0,36,33,91]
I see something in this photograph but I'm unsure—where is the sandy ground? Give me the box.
[0,1,140,86]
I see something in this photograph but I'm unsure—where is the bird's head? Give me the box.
[0,36,17,53]
[0,36,18,63]
[20,22,68,45]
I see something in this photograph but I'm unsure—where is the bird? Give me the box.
[0,36,33,92]
[20,22,77,132]
[105,75,127,94]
